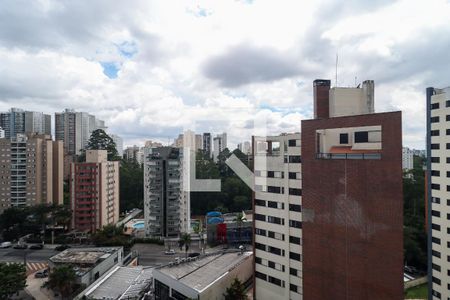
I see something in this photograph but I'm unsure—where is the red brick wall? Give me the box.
[313,79,331,119]
[301,111,403,300]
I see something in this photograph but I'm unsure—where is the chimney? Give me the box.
[362,80,375,113]
[313,79,331,119]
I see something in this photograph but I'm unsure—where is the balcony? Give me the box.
[316,152,381,160]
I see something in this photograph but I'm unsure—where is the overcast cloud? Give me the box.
[0,0,448,149]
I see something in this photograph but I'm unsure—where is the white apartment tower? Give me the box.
[427,86,450,299]
[143,147,190,237]
[110,134,124,157]
[55,109,106,156]
[253,133,302,300]
[213,133,227,162]
[402,147,414,170]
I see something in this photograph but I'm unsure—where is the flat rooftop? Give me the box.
[50,247,121,265]
[84,266,153,300]
[156,251,253,292]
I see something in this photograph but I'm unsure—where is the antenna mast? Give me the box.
[335,53,338,87]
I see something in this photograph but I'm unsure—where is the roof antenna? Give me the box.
[335,53,338,87]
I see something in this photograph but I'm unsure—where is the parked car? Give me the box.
[0,242,12,248]
[55,244,70,251]
[29,244,44,250]
[13,244,27,249]
[165,249,176,255]
[34,269,49,278]
[188,252,200,258]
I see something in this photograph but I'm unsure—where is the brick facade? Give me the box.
[301,111,403,300]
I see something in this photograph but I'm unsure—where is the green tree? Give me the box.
[0,262,26,300]
[79,129,120,161]
[44,265,77,299]
[180,232,191,258]
[223,277,248,300]
[403,155,427,271]
[119,159,144,212]
[234,212,246,243]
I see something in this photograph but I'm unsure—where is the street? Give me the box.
[0,247,57,263]
[132,243,203,267]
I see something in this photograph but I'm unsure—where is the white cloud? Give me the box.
[0,0,446,149]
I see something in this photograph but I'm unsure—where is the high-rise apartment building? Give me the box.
[70,150,119,232]
[203,133,211,157]
[55,109,105,156]
[213,133,227,162]
[253,133,303,300]
[0,133,63,213]
[238,141,252,155]
[143,147,190,237]
[426,86,450,300]
[173,130,203,151]
[0,108,51,138]
[402,147,414,170]
[301,79,403,299]
[110,134,123,157]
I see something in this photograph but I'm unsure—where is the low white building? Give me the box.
[48,247,123,287]
[153,251,253,300]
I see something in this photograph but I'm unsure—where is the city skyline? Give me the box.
[1,1,448,149]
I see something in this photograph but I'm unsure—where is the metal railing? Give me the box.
[316,152,381,160]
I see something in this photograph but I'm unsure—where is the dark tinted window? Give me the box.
[354,131,368,143]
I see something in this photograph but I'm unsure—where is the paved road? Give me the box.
[0,247,57,263]
[132,243,203,267]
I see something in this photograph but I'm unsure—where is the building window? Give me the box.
[268,201,284,209]
[289,220,302,228]
[432,184,441,190]
[267,216,284,225]
[288,156,301,163]
[255,214,266,221]
[432,263,441,272]
[268,276,284,287]
[431,116,440,123]
[432,250,441,258]
[431,130,440,136]
[255,199,266,207]
[289,204,301,212]
[255,228,266,236]
[354,131,369,143]
[268,231,284,241]
[290,268,300,277]
[267,186,282,194]
[432,237,441,245]
[432,223,441,231]
[432,197,440,203]
[289,188,302,196]
[289,252,301,261]
[290,284,299,293]
[431,102,440,109]
[255,271,267,281]
[431,143,440,149]
[431,157,440,163]
[255,243,266,251]
[431,289,441,298]
[447,115,450,121]
[289,172,301,180]
[447,129,450,135]
[289,236,301,245]
[431,170,441,176]
[432,210,441,217]
[288,139,300,147]
[339,133,349,144]
[432,276,441,285]
[447,185,450,192]
[268,245,284,256]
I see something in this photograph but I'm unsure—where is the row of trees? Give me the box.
[191,149,252,215]
[0,204,71,242]
[403,155,427,271]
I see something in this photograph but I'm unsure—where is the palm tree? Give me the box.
[180,233,191,258]
[44,265,76,300]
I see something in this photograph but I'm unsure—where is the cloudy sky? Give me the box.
[1,0,449,149]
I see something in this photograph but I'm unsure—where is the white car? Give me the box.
[165,249,176,255]
[0,242,12,248]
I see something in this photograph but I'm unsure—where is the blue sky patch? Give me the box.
[101,62,119,79]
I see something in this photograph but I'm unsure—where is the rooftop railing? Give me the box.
[316,152,381,160]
